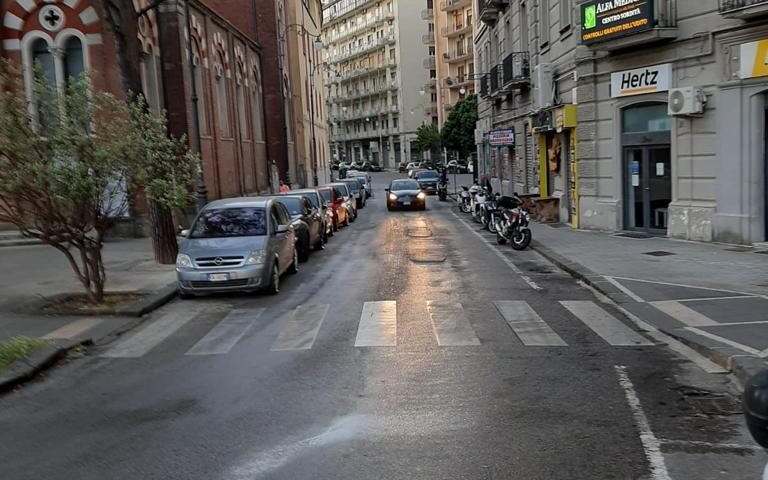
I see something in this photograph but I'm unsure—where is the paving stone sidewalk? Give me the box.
[530,223,768,384]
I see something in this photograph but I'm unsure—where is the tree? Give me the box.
[441,94,478,160]
[0,62,198,303]
[101,0,181,264]
[414,123,441,158]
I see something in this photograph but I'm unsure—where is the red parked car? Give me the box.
[317,186,349,231]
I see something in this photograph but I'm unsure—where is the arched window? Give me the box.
[236,66,249,140]
[251,65,265,142]
[214,54,230,138]
[191,41,207,136]
[32,38,56,88]
[63,36,84,81]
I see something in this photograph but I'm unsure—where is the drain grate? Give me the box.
[409,255,446,264]
[643,251,676,257]
[675,386,742,417]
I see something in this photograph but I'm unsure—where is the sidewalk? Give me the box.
[530,223,768,384]
[0,238,177,345]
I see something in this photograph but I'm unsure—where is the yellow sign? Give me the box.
[740,39,768,79]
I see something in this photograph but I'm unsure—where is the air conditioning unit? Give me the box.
[668,87,706,116]
[446,78,454,86]
[533,63,553,111]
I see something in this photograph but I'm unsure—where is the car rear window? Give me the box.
[319,189,332,202]
[391,180,419,191]
[276,197,303,216]
[343,181,361,192]
[416,171,439,180]
[190,207,267,238]
[302,193,319,208]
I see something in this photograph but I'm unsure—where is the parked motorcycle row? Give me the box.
[457,185,532,250]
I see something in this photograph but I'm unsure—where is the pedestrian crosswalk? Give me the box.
[95,299,655,359]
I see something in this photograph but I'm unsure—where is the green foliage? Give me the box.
[441,94,477,158]
[0,336,49,372]
[414,123,441,153]
[0,60,199,302]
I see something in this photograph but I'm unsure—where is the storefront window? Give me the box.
[622,104,670,133]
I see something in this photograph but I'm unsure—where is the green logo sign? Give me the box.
[584,5,597,29]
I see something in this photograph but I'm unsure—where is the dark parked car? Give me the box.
[273,195,325,262]
[286,188,333,238]
[386,179,426,211]
[415,169,440,195]
[340,178,366,209]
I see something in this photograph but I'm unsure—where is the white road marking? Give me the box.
[609,276,756,297]
[684,327,762,356]
[579,281,727,374]
[102,304,205,358]
[452,212,542,291]
[604,276,647,303]
[427,301,481,346]
[271,304,329,351]
[672,295,756,303]
[186,308,265,356]
[42,317,102,340]
[561,301,654,346]
[650,301,719,327]
[494,301,567,346]
[660,438,765,451]
[355,301,397,347]
[615,365,671,480]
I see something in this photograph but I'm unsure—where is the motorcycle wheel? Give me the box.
[481,213,489,229]
[511,229,532,250]
[488,217,498,234]
[461,202,471,213]
[496,233,507,245]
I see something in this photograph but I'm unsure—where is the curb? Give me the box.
[117,283,178,317]
[0,339,89,394]
[530,238,767,386]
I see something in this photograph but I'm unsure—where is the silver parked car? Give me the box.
[176,197,298,297]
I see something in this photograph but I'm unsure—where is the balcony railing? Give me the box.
[441,0,471,12]
[424,79,437,91]
[424,56,436,69]
[479,0,500,25]
[442,23,473,37]
[501,51,530,89]
[719,0,768,18]
[323,0,380,25]
[422,8,434,20]
[479,74,489,97]
[423,33,435,45]
[489,65,499,93]
[443,50,472,63]
[324,11,395,45]
[443,75,474,89]
[328,34,395,64]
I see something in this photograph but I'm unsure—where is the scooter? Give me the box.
[470,186,487,223]
[483,193,501,233]
[458,186,472,213]
[494,194,532,250]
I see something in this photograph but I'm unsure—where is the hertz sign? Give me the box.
[581,0,654,45]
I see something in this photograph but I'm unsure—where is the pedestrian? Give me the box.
[278,180,290,193]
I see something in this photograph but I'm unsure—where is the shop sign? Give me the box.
[581,0,654,45]
[489,129,515,147]
[739,39,768,80]
[610,63,672,98]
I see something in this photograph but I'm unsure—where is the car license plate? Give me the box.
[403,201,411,206]
[208,273,230,282]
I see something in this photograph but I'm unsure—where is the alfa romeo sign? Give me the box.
[581,0,654,45]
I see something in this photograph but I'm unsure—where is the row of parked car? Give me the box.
[332,160,383,172]
[175,171,374,297]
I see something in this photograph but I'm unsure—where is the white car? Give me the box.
[406,162,423,178]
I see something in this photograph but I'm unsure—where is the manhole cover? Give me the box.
[613,232,653,239]
[409,255,446,263]
[407,228,432,238]
[643,251,676,257]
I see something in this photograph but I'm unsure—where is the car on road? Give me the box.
[408,168,428,179]
[386,179,426,211]
[406,162,422,178]
[367,162,383,172]
[285,188,333,239]
[176,197,298,297]
[273,195,325,262]
[327,182,358,222]
[447,160,468,173]
[347,171,372,198]
[398,161,408,173]
[317,186,348,230]
[415,169,440,195]
[340,178,366,210]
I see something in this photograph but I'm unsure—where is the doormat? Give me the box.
[643,251,676,257]
[612,232,653,239]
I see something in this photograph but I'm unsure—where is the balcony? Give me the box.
[423,33,435,45]
[443,50,472,64]
[719,0,768,18]
[325,11,396,45]
[424,78,437,91]
[323,0,380,26]
[328,34,396,64]
[582,0,678,52]
[422,8,434,20]
[441,0,471,12]
[489,65,499,93]
[424,56,436,69]
[442,23,473,37]
[479,74,489,97]
[479,0,500,25]
[443,75,473,89]
[501,51,530,89]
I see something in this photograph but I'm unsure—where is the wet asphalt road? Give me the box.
[0,172,764,479]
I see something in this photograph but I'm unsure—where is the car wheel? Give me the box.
[299,236,311,262]
[267,263,280,295]
[315,232,326,250]
[288,247,299,274]
[343,215,350,227]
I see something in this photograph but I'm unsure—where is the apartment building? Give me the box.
[322,0,430,167]
[426,0,476,128]
[474,0,578,224]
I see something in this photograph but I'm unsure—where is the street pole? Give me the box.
[184,0,207,211]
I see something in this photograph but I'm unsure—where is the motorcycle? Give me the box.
[494,193,532,250]
[438,181,448,201]
[470,186,487,223]
[483,193,501,233]
[458,186,472,213]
